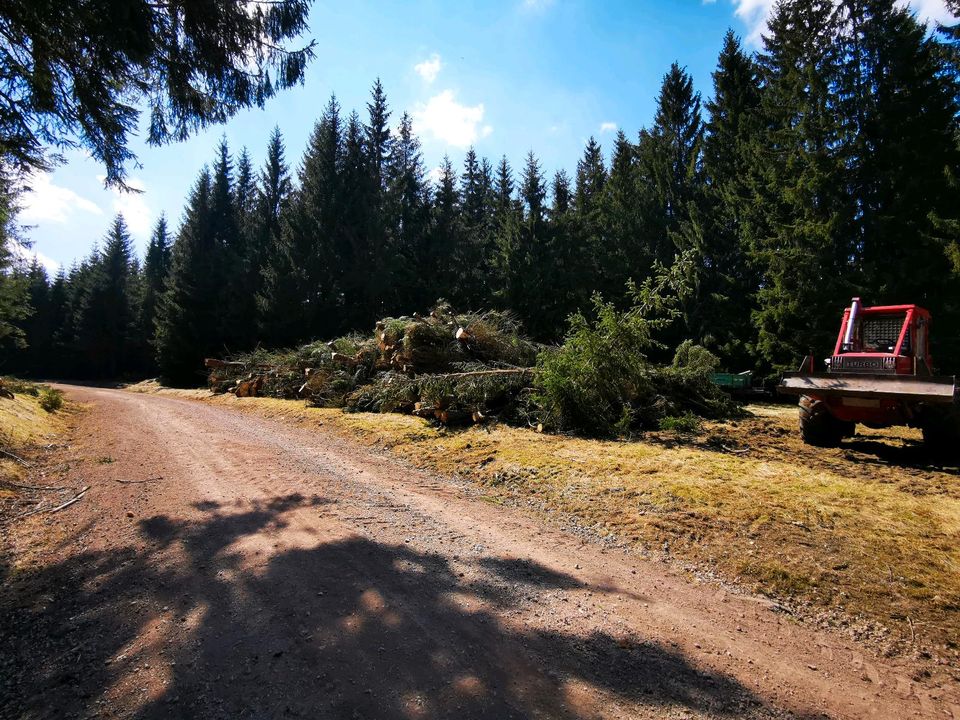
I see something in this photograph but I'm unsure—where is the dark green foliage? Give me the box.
[457,149,497,307]
[73,215,136,377]
[37,385,62,412]
[139,216,171,367]
[534,257,734,437]
[384,113,430,312]
[644,63,704,267]
[672,340,720,374]
[0,0,315,185]
[259,96,342,346]
[744,0,855,373]
[687,30,762,369]
[836,0,960,366]
[659,412,702,433]
[253,127,293,338]
[155,168,221,385]
[0,170,29,353]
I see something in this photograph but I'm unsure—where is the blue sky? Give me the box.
[14,0,954,272]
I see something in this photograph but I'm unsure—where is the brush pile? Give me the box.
[206,303,542,424]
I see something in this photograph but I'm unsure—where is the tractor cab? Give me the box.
[827,299,932,377]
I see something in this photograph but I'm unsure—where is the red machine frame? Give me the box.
[819,303,932,426]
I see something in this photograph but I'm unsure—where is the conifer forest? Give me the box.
[2,0,959,389]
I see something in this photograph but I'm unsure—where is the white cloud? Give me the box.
[97,176,152,239]
[112,180,151,239]
[10,242,60,274]
[412,90,493,149]
[20,173,103,224]
[904,0,955,25]
[732,0,775,46]
[599,121,617,134]
[426,166,444,186]
[414,54,442,84]
[733,0,954,46]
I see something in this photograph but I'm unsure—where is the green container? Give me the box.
[710,371,753,390]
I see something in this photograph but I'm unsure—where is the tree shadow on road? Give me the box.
[1,493,807,719]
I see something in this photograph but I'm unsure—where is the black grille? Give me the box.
[862,316,905,352]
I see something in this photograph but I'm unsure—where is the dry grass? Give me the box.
[137,386,960,658]
[0,385,72,498]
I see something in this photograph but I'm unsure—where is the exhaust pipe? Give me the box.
[842,297,860,351]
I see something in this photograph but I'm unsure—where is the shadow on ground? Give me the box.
[1,493,805,719]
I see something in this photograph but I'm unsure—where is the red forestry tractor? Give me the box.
[778,298,959,450]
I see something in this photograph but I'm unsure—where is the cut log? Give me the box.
[235,376,263,398]
[205,358,244,369]
[455,327,471,342]
[331,352,360,367]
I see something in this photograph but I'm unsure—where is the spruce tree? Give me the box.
[209,138,249,350]
[76,215,134,377]
[46,270,70,376]
[254,128,293,335]
[573,136,607,305]
[687,30,762,368]
[0,173,30,352]
[643,62,704,266]
[574,136,606,217]
[837,0,960,366]
[599,131,646,300]
[141,216,172,363]
[547,168,591,332]
[360,81,394,321]
[18,260,50,374]
[429,155,462,304]
[260,96,342,344]
[384,112,430,312]
[0,0,315,186]
[746,0,854,371]
[499,152,551,336]
[156,168,219,385]
[458,149,497,307]
[337,110,377,329]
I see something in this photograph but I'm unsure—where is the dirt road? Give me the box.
[2,385,957,719]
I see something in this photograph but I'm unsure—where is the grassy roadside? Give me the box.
[0,380,73,519]
[127,380,960,662]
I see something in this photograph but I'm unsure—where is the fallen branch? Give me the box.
[49,486,90,513]
[17,485,90,518]
[0,448,33,467]
[114,477,163,485]
[720,445,750,455]
[0,479,72,492]
[415,368,535,380]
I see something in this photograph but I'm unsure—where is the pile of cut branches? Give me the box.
[207,284,739,433]
[207,303,542,423]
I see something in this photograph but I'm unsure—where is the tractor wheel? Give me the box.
[799,396,851,447]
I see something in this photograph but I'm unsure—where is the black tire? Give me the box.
[799,396,850,447]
